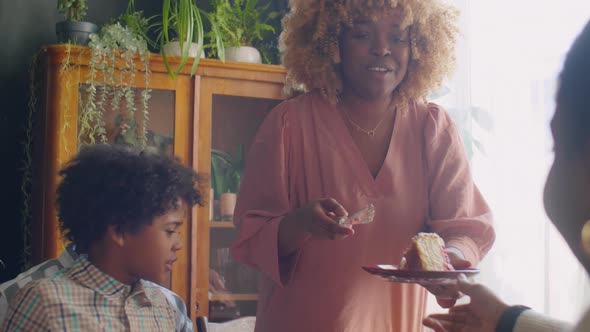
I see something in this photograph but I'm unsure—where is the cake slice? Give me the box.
[399,233,454,271]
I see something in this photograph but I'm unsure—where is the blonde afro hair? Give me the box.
[280,0,459,106]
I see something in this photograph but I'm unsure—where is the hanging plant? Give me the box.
[78,22,151,147]
[20,51,44,270]
[21,2,154,271]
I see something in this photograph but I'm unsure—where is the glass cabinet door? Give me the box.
[35,47,194,309]
[208,95,281,322]
[78,85,176,156]
[77,85,178,288]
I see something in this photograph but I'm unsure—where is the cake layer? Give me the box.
[400,233,454,271]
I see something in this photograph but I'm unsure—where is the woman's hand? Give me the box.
[297,198,355,240]
[423,274,509,332]
[278,198,355,257]
[421,249,472,308]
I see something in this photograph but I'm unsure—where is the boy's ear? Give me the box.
[107,225,126,247]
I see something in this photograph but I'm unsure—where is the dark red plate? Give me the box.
[363,264,479,285]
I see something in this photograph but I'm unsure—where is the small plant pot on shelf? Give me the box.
[163,41,206,58]
[220,193,237,221]
[56,21,99,45]
[224,46,261,64]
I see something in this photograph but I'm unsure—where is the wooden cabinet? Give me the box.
[31,44,286,323]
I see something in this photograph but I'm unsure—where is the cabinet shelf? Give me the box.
[209,221,235,228]
[210,293,258,301]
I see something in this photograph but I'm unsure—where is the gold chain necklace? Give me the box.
[343,108,392,137]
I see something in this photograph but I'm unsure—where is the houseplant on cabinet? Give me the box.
[114,0,158,49]
[159,0,225,78]
[211,146,244,221]
[207,0,279,63]
[56,0,98,45]
[79,22,152,147]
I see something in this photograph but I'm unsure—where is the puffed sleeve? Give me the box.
[231,101,301,287]
[423,103,495,265]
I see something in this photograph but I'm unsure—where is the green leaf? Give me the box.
[162,0,171,44]
[206,0,282,47]
[158,0,210,78]
[188,3,202,75]
[211,149,233,197]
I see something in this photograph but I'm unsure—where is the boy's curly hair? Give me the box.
[56,144,205,253]
[280,0,459,107]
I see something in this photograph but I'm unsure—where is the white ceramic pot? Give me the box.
[224,46,262,64]
[163,41,205,58]
[220,193,237,221]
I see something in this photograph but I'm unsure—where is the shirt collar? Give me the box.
[57,243,79,267]
[66,256,152,306]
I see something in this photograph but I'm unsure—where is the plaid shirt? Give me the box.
[1,255,177,331]
[0,245,193,331]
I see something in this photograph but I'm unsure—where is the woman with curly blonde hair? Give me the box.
[231,0,495,331]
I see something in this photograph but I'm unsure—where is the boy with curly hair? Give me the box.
[1,144,203,331]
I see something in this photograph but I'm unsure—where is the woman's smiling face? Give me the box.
[339,10,410,101]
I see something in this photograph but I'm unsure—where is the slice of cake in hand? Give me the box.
[399,233,454,271]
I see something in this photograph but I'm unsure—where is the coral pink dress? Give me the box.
[232,92,495,332]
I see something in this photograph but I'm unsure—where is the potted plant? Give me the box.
[158,0,225,78]
[78,1,155,147]
[56,0,99,45]
[211,146,244,221]
[78,21,152,147]
[115,0,158,49]
[207,0,279,64]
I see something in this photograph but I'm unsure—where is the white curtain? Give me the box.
[426,0,590,324]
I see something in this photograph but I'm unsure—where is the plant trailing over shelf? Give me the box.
[20,51,44,271]
[79,21,151,147]
[21,45,84,270]
[21,1,154,271]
